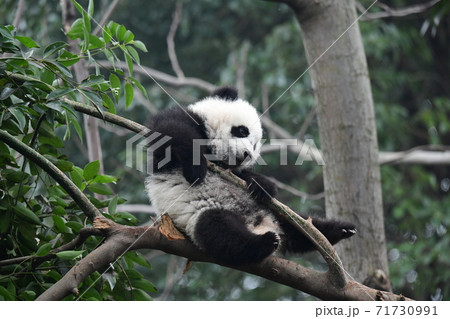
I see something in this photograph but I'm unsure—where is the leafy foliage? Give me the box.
[0,4,154,300]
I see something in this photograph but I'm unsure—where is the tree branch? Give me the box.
[12,0,25,28]
[357,0,441,20]
[268,177,324,201]
[92,60,217,92]
[0,129,102,221]
[0,227,102,268]
[92,0,121,36]
[167,2,185,79]
[36,217,412,301]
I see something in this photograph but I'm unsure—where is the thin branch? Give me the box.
[379,145,450,165]
[235,42,250,99]
[297,107,316,141]
[0,129,102,221]
[61,97,147,133]
[357,0,441,21]
[268,177,324,201]
[93,0,121,36]
[167,2,185,78]
[12,0,25,28]
[92,60,216,92]
[0,227,102,268]
[97,120,133,137]
[116,204,155,215]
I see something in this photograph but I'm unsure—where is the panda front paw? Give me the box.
[252,232,280,262]
[247,180,276,202]
[340,224,357,239]
[236,171,278,201]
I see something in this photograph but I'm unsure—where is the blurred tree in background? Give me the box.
[0,0,449,300]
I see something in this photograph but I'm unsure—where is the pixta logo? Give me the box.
[125,128,172,174]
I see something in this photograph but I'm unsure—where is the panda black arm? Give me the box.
[148,107,208,184]
[233,169,278,201]
[280,215,357,254]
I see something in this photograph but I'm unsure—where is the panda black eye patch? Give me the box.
[231,125,250,138]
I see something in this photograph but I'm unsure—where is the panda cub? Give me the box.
[145,87,356,265]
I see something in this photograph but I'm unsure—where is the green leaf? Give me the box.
[126,45,140,65]
[2,169,30,183]
[102,93,116,114]
[109,74,121,102]
[71,0,85,15]
[66,221,83,233]
[123,30,134,43]
[13,204,41,225]
[69,118,82,141]
[116,25,126,41]
[131,279,158,293]
[47,87,76,100]
[104,48,116,69]
[56,159,74,172]
[0,83,15,100]
[80,75,107,88]
[124,49,134,76]
[67,18,84,40]
[124,82,133,109]
[87,0,94,17]
[83,160,100,181]
[36,242,53,257]
[40,68,55,85]
[0,211,12,233]
[20,290,36,301]
[43,41,68,58]
[58,50,81,67]
[88,34,105,49]
[70,167,84,189]
[8,108,27,132]
[128,76,148,100]
[0,285,14,301]
[92,174,118,184]
[53,206,65,216]
[132,40,148,52]
[14,36,40,48]
[56,250,84,260]
[124,251,151,268]
[108,194,118,215]
[81,90,103,114]
[132,289,153,301]
[52,215,67,233]
[102,26,112,43]
[87,183,113,195]
[43,61,73,78]
[115,211,137,223]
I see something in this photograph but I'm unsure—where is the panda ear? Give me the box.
[212,86,238,101]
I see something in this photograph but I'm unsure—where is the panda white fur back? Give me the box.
[145,87,356,265]
[146,170,281,251]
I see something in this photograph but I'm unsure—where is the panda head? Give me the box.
[188,87,263,169]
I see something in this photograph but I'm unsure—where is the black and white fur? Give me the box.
[145,87,356,265]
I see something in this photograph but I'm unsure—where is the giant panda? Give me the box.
[145,87,356,265]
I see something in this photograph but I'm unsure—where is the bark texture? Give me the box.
[287,0,391,290]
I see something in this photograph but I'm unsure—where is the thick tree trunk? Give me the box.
[285,0,391,290]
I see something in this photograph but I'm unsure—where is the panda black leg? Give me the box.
[194,209,279,265]
[280,216,356,253]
